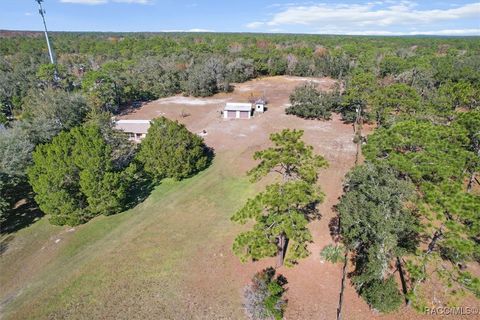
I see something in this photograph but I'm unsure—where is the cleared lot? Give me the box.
[2,76,427,319]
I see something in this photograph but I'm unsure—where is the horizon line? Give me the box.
[1,29,479,37]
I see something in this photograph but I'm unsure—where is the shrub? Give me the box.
[0,111,6,125]
[244,267,287,320]
[379,55,409,77]
[458,272,480,298]
[360,277,403,313]
[286,82,336,120]
[136,117,212,182]
[320,244,345,264]
[0,176,9,226]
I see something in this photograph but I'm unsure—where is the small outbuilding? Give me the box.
[224,102,252,119]
[254,99,266,113]
[115,119,151,142]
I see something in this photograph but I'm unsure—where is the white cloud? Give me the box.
[312,28,480,36]
[60,0,108,4]
[187,28,213,32]
[60,0,152,4]
[409,28,480,36]
[246,22,265,29]
[247,1,480,35]
[113,0,152,3]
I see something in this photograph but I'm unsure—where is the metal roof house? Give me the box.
[224,102,252,119]
[115,119,151,142]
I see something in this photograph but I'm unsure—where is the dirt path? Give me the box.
[118,76,428,319]
[3,76,459,320]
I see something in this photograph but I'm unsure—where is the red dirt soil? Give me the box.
[118,76,475,320]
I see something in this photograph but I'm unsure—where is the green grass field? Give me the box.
[0,154,255,319]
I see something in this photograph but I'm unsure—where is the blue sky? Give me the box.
[2,0,479,35]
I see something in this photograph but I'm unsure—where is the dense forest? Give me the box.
[1,31,479,317]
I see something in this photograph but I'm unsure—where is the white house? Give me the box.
[115,119,151,142]
[224,102,252,119]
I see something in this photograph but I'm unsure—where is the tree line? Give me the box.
[0,31,478,318]
[237,94,479,318]
[2,32,479,117]
[1,111,212,229]
[179,34,480,318]
[277,39,479,317]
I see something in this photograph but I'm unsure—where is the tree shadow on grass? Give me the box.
[123,172,156,211]
[0,234,14,256]
[201,145,215,173]
[1,188,43,236]
[0,144,215,239]
[123,146,215,209]
[0,186,43,255]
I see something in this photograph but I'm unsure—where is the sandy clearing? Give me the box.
[115,75,434,320]
[155,96,229,105]
[282,76,334,84]
[2,76,475,320]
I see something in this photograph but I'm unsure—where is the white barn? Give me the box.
[224,103,252,119]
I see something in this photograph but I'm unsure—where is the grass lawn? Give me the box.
[0,154,255,319]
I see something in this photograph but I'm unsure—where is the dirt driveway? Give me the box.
[118,76,427,320]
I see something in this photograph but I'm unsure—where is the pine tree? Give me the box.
[339,71,377,122]
[232,129,328,267]
[247,129,328,184]
[372,83,422,127]
[363,119,480,307]
[455,111,480,192]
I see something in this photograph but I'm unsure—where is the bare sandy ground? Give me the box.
[117,76,441,319]
[1,76,476,320]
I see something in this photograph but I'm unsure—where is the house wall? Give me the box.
[126,132,146,142]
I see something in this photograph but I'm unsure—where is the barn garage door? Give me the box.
[227,111,237,118]
[239,111,250,119]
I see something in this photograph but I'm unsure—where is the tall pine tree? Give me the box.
[232,129,328,267]
[363,119,480,308]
